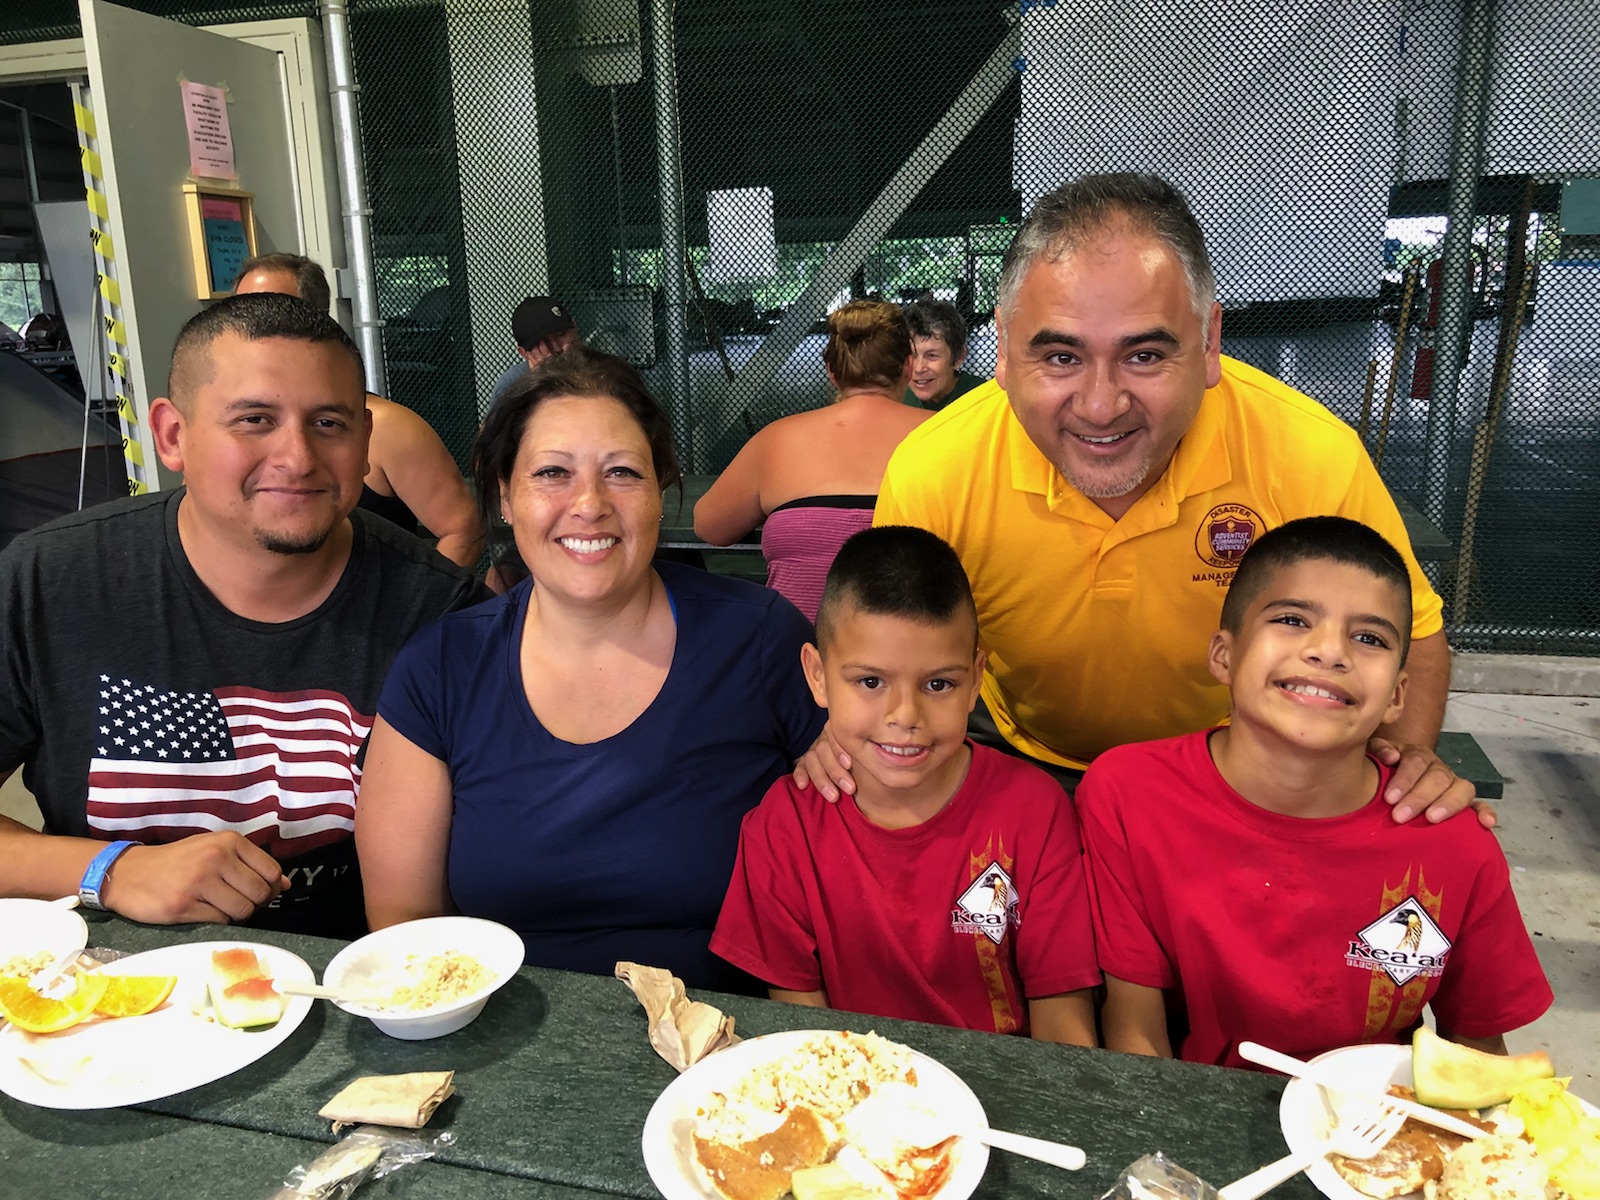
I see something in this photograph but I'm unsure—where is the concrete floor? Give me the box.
[1443,691,1600,1090]
[2,684,1596,1089]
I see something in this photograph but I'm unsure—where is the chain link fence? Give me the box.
[3,0,1597,652]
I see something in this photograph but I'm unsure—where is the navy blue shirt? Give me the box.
[378,562,824,991]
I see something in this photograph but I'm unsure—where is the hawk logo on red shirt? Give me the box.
[950,862,1019,944]
[1345,895,1451,986]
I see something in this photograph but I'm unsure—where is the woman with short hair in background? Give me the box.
[694,300,929,622]
[904,296,984,411]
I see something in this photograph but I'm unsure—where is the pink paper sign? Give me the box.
[200,196,243,221]
[180,80,236,180]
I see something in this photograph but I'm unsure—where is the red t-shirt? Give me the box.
[1077,731,1553,1068]
[711,743,1100,1035]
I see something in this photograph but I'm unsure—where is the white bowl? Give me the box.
[323,916,524,1040]
[0,898,89,984]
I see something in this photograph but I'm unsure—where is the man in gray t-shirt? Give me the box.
[0,294,485,937]
[488,294,579,410]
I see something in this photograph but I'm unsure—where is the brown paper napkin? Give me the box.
[319,1071,456,1132]
[615,961,739,1071]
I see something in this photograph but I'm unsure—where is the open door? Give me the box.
[77,0,302,491]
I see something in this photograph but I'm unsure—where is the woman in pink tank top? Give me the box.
[694,302,933,621]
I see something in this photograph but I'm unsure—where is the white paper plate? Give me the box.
[0,939,313,1110]
[1278,1042,1596,1200]
[641,1029,990,1200]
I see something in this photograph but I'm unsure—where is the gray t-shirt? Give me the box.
[0,490,487,938]
[489,357,530,410]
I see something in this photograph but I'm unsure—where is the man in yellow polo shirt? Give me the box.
[798,172,1478,824]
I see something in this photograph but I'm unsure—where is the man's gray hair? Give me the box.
[997,173,1217,337]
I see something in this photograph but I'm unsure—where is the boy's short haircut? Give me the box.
[816,526,978,650]
[1220,516,1413,662]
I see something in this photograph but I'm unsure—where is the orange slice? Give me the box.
[0,974,110,1034]
[93,975,178,1018]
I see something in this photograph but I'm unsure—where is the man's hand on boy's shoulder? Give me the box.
[1369,737,1496,829]
[792,723,854,802]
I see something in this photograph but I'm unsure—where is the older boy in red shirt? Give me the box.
[1078,517,1551,1068]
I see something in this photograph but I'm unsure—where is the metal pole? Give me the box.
[9,105,41,210]
[1375,263,1419,466]
[611,85,629,287]
[652,0,690,453]
[1421,0,1495,530]
[322,0,387,395]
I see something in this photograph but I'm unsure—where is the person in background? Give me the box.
[694,300,929,622]
[712,527,1099,1043]
[355,347,823,991]
[0,295,485,937]
[233,254,485,569]
[1078,517,1551,1067]
[489,295,581,411]
[904,296,985,410]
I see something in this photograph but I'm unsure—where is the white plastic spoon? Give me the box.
[842,1083,1087,1172]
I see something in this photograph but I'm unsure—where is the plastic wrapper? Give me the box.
[1097,1153,1221,1200]
[264,1126,456,1199]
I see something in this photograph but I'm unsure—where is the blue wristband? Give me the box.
[78,840,136,911]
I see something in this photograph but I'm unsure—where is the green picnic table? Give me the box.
[1,918,1321,1200]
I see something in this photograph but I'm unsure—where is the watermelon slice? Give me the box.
[208,948,286,1029]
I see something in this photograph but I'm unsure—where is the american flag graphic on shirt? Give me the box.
[86,675,373,858]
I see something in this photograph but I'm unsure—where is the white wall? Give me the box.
[1402,0,1600,180]
[1014,0,1600,304]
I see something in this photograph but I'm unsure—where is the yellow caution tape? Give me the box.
[74,89,147,495]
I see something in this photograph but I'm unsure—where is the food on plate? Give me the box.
[1425,1134,1550,1200]
[0,973,109,1034]
[92,975,178,1018]
[1329,1062,1597,1200]
[790,1157,894,1200]
[1509,1078,1600,1200]
[208,948,286,1029]
[384,951,492,1010]
[1328,1103,1478,1199]
[1412,1025,1554,1109]
[0,951,53,979]
[695,1106,834,1200]
[691,1031,957,1200]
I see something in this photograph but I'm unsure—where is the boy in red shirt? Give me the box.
[1078,517,1551,1068]
[711,526,1099,1042]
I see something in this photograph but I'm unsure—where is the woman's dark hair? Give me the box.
[904,297,967,361]
[470,344,683,529]
[823,300,913,392]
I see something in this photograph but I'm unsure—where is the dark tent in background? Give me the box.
[0,351,124,550]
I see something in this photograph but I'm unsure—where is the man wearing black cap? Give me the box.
[489,295,579,409]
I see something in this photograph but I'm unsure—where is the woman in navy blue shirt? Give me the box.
[355,348,823,991]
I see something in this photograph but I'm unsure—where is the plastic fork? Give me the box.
[1216,1102,1407,1200]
